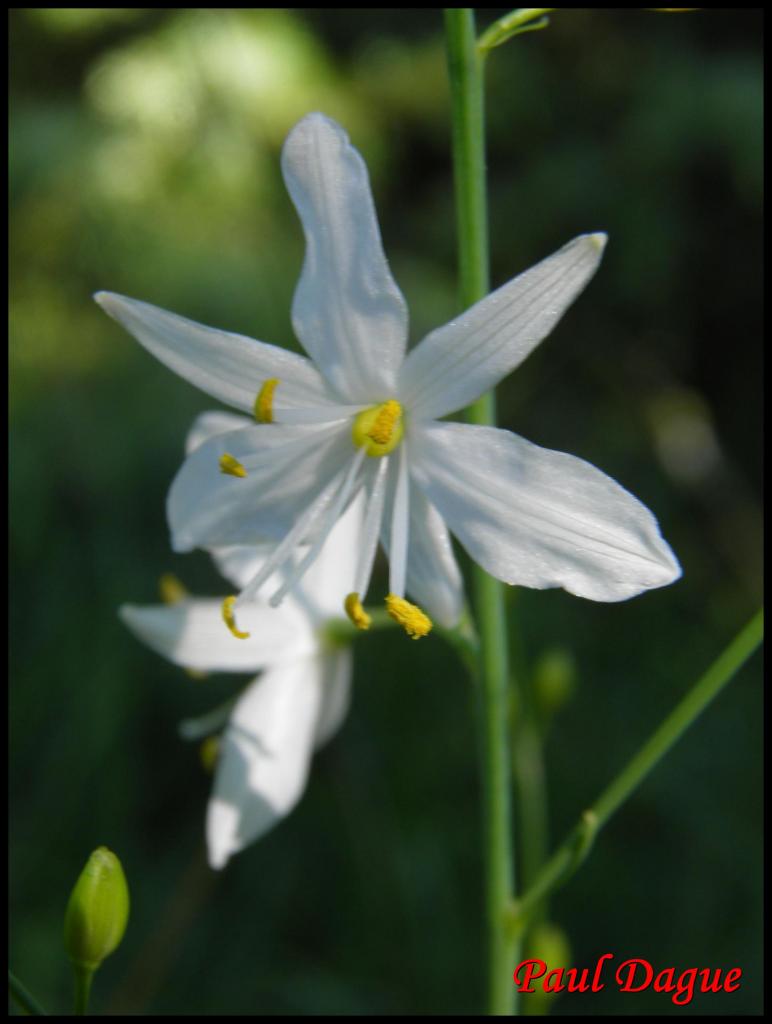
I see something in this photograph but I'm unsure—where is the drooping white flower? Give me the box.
[98,113,680,640]
[121,421,363,869]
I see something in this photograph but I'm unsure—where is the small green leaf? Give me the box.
[478,9,554,55]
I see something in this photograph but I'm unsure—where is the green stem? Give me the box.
[436,608,480,680]
[8,969,48,1016]
[445,10,490,311]
[445,9,519,1015]
[511,609,764,932]
[72,964,94,1016]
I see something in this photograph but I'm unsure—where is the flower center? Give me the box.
[351,400,404,457]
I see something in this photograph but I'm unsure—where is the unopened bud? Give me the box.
[527,922,572,1011]
[64,847,130,970]
[528,920,571,967]
[532,648,576,718]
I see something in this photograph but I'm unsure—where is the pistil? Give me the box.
[352,400,404,457]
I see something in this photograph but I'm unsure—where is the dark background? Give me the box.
[9,9,762,1015]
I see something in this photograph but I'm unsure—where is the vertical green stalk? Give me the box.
[72,964,93,1015]
[445,9,518,1015]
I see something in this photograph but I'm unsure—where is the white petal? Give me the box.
[313,650,353,749]
[352,459,388,600]
[399,234,607,420]
[381,459,464,628]
[295,488,366,621]
[210,544,275,592]
[404,487,464,629]
[119,599,315,672]
[211,489,365,627]
[411,422,681,602]
[235,459,353,605]
[95,292,336,414]
[267,449,365,608]
[207,656,325,868]
[185,411,253,455]
[282,113,408,401]
[167,422,351,552]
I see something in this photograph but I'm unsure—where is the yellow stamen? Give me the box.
[159,572,188,605]
[219,453,247,478]
[352,400,404,457]
[344,592,371,631]
[368,400,402,444]
[199,736,220,774]
[385,594,433,640]
[254,378,279,423]
[222,596,250,639]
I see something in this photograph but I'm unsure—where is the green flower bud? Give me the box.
[64,847,130,971]
[527,921,572,1012]
[532,648,576,718]
[528,920,572,969]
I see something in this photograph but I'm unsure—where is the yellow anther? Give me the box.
[222,596,250,639]
[368,400,402,444]
[159,572,188,605]
[385,594,433,640]
[199,735,220,774]
[352,400,404,457]
[254,378,279,423]
[344,592,371,631]
[219,453,247,478]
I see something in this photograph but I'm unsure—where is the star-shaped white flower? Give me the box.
[98,113,680,640]
[121,422,363,869]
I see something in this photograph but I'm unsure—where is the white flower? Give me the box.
[97,113,680,640]
[121,422,363,869]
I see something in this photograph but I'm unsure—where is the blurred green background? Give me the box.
[9,8,762,1016]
